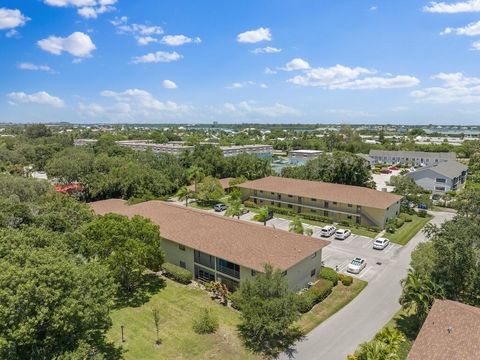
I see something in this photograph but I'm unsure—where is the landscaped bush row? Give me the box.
[318,267,338,286]
[243,200,258,209]
[161,262,193,284]
[298,279,334,313]
[338,273,353,286]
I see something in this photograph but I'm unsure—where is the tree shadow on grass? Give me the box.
[114,273,166,309]
[395,313,421,341]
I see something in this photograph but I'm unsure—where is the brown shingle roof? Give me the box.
[237,176,402,209]
[188,177,235,193]
[407,299,480,360]
[90,199,329,272]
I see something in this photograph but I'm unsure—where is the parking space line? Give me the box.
[362,238,375,249]
[384,244,395,254]
[358,267,372,279]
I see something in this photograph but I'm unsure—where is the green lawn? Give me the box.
[298,279,368,333]
[108,279,259,360]
[388,214,433,245]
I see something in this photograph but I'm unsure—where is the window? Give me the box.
[271,192,275,195]
[288,194,293,198]
[311,209,316,213]
[348,203,353,207]
[324,210,329,217]
[310,269,316,277]
[311,252,317,259]
[179,261,186,269]
[179,244,186,251]
[260,190,264,194]
[271,201,274,205]
[333,201,337,205]
[281,270,287,277]
[251,270,256,276]
[311,198,317,201]
[347,215,352,219]
[436,178,446,183]
[288,204,293,209]
[435,186,446,192]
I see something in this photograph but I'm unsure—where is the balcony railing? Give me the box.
[217,264,240,279]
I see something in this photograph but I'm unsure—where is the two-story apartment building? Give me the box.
[406,160,468,193]
[369,150,456,166]
[237,176,402,228]
[90,199,329,291]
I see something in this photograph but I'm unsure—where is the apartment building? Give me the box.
[237,176,402,228]
[369,150,456,166]
[406,161,468,193]
[90,199,329,291]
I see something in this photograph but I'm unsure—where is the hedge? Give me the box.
[243,200,258,209]
[162,262,193,284]
[298,279,334,313]
[338,273,353,286]
[318,267,339,286]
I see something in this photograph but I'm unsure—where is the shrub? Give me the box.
[417,209,427,217]
[386,225,396,234]
[339,220,351,227]
[243,200,258,209]
[161,262,193,284]
[338,273,353,286]
[298,279,334,313]
[192,308,219,334]
[318,267,339,286]
[396,218,405,228]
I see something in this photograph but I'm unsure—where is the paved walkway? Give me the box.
[279,211,454,360]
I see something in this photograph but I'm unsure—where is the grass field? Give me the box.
[388,214,433,245]
[298,279,368,333]
[108,279,259,360]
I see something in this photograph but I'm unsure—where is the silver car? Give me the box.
[347,257,366,274]
[335,229,351,240]
[373,237,390,250]
[321,225,336,237]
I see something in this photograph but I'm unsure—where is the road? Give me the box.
[280,211,454,360]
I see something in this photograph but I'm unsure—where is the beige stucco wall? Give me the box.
[162,238,195,274]
[285,250,323,291]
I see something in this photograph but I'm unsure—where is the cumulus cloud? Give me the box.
[111,16,166,45]
[18,62,54,73]
[7,91,64,107]
[43,0,116,18]
[424,0,480,13]
[471,40,480,50]
[264,67,278,75]
[281,58,311,71]
[222,101,300,118]
[251,46,282,54]
[441,20,480,36]
[131,51,182,64]
[162,80,177,89]
[161,34,201,46]
[0,8,30,32]
[38,32,96,57]
[101,88,188,112]
[411,72,480,103]
[237,27,271,43]
[285,62,419,89]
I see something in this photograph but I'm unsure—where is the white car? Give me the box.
[373,237,390,250]
[347,257,367,274]
[321,225,336,237]
[335,229,351,240]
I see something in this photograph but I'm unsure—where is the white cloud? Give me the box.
[424,0,480,13]
[286,63,419,89]
[101,89,187,112]
[237,27,271,43]
[251,46,282,54]
[281,58,311,71]
[264,67,277,75]
[161,34,201,46]
[43,0,116,18]
[471,40,480,50]
[18,63,53,73]
[0,8,30,31]
[7,91,64,107]
[370,6,378,11]
[411,72,480,103]
[132,51,182,64]
[226,81,267,89]
[38,32,96,57]
[390,106,409,112]
[441,20,480,36]
[223,101,300,118]
[162,80,177,89]
[111,16,166,45]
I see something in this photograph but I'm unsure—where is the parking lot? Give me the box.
[201,206,403,283]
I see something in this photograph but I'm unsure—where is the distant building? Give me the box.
[288,149,323,163]
[369,150,456,166]
[237,176,402,228]
[91,199,329,291]
[220,145,273,158]
[406,161,468,193]
[74,139,98,146]
[407,299,480,360]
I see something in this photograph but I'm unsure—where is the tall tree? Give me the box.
[234,264,304,359]
[289,216,304,234]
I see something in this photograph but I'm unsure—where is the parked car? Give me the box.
[373,237,390,250]
[417,203,428,210]
[347,257,367,274]
[335,229,351,240]
[214,203,228,212]
[321,225,336,237]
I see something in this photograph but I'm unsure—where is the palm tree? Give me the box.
[374,328,406,354]
[289,216,304,234]
[225,200,243,219]
[177,186,193,207]
[186,165,204,194]
[354,340,399,360]
[399,269,444,323]
[253,206,269,226]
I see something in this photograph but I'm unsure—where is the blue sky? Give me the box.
[1,0,480,124]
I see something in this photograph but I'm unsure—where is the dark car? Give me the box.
[214,203,228,212]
